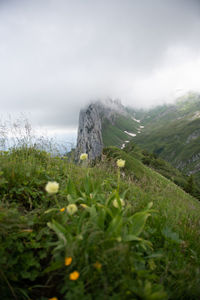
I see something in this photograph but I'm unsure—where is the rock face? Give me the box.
[75,103,103,161]
[75,99,128,161]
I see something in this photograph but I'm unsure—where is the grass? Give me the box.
[0,146,200,299]
[102,114,139,147]
[122,142,200,199]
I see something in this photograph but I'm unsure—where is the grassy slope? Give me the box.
[1,147,200,299]
[104,147,200,298]
[123,142,200,199]
[102,114,139,147]
[132,93,200,184]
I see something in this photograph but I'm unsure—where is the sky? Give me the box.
[0,0,200,135]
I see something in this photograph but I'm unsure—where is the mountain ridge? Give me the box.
[75,93,200,198]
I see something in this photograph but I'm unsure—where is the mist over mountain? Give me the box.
[1,0,200,132]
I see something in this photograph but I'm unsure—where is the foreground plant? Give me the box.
[45,181,59,194]
[117,158,125,168]
[80,153,88,161]
[1,147,200,299]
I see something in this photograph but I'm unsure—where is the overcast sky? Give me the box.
[0,0,200,131]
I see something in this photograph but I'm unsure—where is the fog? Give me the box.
[0,0,200,132]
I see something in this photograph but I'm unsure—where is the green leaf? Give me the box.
[43,261,63,274]
[67,178,77,197]
[87,205,97,220]
[123,234,142,242]
[47,220,67,245]
[106,215,122,237]
[128,211,151,236]
[44,208,58,214]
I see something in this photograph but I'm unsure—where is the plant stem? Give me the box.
[117,168,120,194]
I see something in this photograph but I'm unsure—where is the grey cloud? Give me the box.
[0,0,200,128]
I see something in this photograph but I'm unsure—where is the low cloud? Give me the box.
[0,0,200,129]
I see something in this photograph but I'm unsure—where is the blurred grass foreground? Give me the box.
[0,120,200,299]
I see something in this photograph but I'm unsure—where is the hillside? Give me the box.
[75,95,200,198]
[1,146,200,299]
[126,92,200,187]
[123,142,200,200]
[102,111,140,148]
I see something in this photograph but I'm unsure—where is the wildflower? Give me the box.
[45,181,59,194]
[67,204,78,215]
[80,153,88,161]
[69,271,80,280]
[113,198,125,208]
[49,298,58,300]
[65,257,72,266]
[117,159,125,168]
[60,207,65,212]
[93,261,102,270]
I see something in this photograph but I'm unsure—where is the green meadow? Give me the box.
[0,146,200,299]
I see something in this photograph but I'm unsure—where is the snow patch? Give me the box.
[132,117,140,123]
[121,140,130,150]
[140,126,144,128]
[124,131,137,137]
[191,111,200,120]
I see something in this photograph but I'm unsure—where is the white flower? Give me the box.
[113,198,125,208]
[117,159,125,168]
[67,204,78,215]
[45,181,59,194]
[80,153,88,161]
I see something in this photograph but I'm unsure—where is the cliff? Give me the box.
[75,103,103,161]
[75,99,141,161]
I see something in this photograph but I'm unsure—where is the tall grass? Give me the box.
[0,115,73,156]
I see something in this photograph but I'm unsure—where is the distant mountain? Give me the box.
[131,92,200,186]
[75,99,142,160]
[75,93,200,197]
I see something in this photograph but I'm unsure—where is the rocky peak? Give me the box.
[75,103,103,161]
[75,99,128,161]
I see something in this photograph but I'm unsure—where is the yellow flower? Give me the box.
[45,181,59,194]
[116,159,125,168]
[69,271,80,280]
[49,297,58,300]
[93,261,102,270]
[65,257,72,266]
[60,207,65,212]
[80,153,88,161]
[67,204,78,215]
[113,198,125,208]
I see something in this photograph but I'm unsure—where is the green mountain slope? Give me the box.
[131,92,200,187]
[102,113,139,147]
[123,142,200,199]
